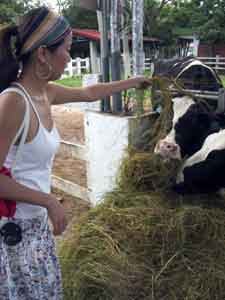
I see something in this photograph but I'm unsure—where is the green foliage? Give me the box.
[62,0,98,29]
[143,0,225,44]
[170,0,225,43]
[220,76,225,87]
[0,0,24,24]
[59,0,225,45]
[0,0,45,25]
[143,0,175,43]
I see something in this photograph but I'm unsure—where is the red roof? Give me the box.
[72,29,100,41]
[72,29,160,42]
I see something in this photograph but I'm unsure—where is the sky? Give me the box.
[37,0,59,12]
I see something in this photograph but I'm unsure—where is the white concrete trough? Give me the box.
[85,110,156,206]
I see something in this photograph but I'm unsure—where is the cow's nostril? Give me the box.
[172,144,178,151]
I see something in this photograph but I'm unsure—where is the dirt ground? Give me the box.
[51,106,89,233]
[52,105,85,144]
[52,105,87,187]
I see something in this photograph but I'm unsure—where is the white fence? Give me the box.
[62,57,154,78]
[62,57,91,78]
[197,56,225,72]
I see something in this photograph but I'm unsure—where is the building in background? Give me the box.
[71,29,162,73]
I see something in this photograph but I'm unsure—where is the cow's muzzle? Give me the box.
[154,139,181,160]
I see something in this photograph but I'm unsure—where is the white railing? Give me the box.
[62,57,90,78]
[197,56,225,72]
[62,57,154,78]
[51,140,90,203]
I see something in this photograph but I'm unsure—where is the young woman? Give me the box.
[0,6,150,300]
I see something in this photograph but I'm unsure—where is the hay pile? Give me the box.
[59,78,225,300]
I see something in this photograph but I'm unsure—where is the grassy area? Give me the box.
[220,76,225,87]
[55,76,82,87]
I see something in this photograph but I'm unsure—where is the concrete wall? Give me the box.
[85,111,129,205]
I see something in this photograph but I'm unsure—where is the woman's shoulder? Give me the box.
[0,87,26,105]
[0,88,26,120]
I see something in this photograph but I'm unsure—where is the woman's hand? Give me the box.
[46,194,68,235]
[134,76,152,89]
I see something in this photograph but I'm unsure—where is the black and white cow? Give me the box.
[154,95,225,194]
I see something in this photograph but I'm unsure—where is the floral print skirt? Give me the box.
[0,214,62,300]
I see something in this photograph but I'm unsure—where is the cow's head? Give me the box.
[154,96,212,160]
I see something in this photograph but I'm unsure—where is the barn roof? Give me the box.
[72,29,100,41]
[72,29,161,43]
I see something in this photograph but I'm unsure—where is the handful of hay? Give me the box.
[59,78,225,300]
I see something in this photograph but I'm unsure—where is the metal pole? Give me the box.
[111,0,122,113]
[101,0,111,112]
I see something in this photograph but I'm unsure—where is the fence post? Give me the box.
[216,55,219,72]
[85,57,90,73]
[68,60,73,77]
[77,57,81,76]
[216,88,225,113]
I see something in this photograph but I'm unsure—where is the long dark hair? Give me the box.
[0,25,20,92]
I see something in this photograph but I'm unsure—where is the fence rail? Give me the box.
[60,140,87,161]
[62,57,154,77]
[52,140,90,203]
[197,56,225,72]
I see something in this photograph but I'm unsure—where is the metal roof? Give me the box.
[72,29,161,42]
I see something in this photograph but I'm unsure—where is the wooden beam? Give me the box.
[51,175,90,202]
[60,140,87,161]
[76,0,100,11]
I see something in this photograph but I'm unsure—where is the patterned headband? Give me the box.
[19,8,71,56]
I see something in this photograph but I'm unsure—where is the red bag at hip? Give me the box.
[0,167,16,218]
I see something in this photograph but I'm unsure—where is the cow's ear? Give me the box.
[198,112,210,125]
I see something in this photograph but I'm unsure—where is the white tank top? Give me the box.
[4,85,60,219]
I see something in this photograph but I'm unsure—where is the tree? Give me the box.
[142,0,179,45]
[168,0,225,44]
[0,0,24,24]
[62,0,98,29]
[0,0,44,24]
[192,0,225,43]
